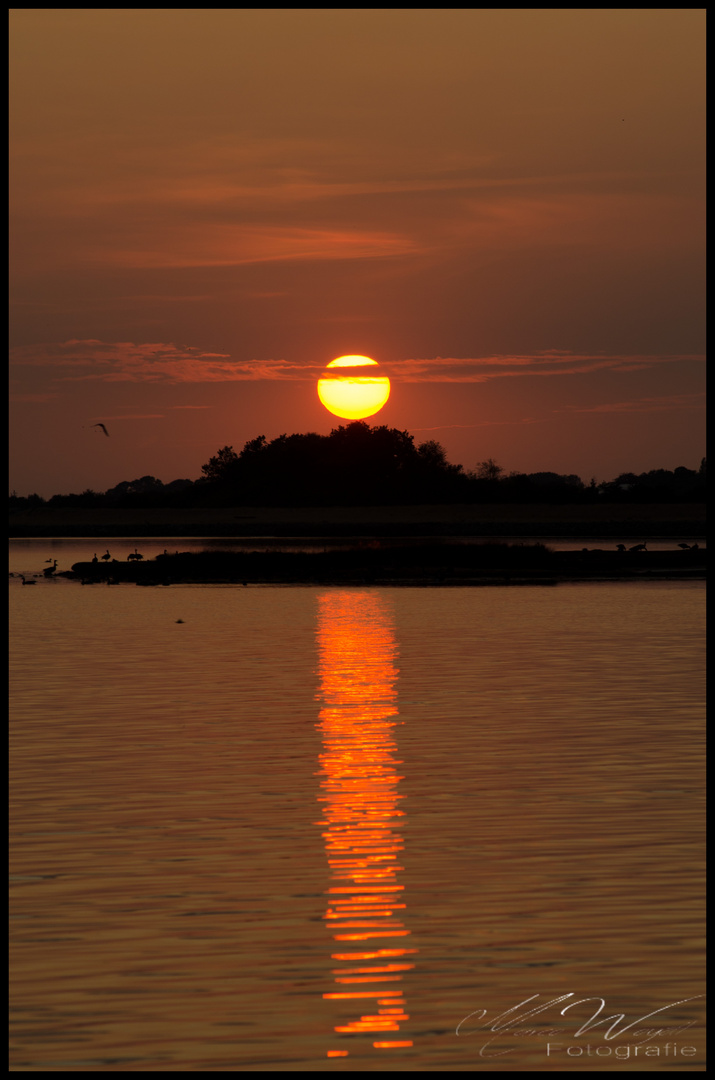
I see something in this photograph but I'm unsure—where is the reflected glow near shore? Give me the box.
[315,590,415,1056]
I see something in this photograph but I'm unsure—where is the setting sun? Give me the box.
[317,356,391,420]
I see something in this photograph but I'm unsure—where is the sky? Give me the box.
[9,8,705,498]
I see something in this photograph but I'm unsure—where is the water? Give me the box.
[9,542,706,1070]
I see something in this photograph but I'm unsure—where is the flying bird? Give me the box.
[91,423,110,437]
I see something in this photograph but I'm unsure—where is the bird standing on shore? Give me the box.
[101,550,111,561]
[43,560,58,577]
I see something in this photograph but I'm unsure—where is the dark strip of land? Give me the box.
[66,542,705,587]
[10,502,706,539]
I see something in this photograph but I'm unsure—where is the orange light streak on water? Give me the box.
[331,949,418,960]
[315,590,415,1057]
[332,972,414,980]
[332,930,412,940]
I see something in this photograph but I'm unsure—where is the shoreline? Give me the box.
[9,502,706,539]
[63,543,706,587]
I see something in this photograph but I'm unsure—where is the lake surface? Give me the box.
[9,541,706,1070]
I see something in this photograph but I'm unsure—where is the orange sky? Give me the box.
[9,9,705,497]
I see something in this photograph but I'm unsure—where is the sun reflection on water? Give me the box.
[315,590,415,1056]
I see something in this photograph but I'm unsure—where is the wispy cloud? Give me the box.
[10,340,326,382]
[412,418,544,431]
[11,340,237,383]
[562,392,705,414]
[10,341,705,386]
[91,225,421,270]
[17,122,697,279]
[390,353,705,383]
[9,391,61,403]
[88,413,166,421]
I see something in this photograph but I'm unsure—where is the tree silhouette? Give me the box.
[200,446,240,485]
[194,422,472,506]
[474,458,504,482]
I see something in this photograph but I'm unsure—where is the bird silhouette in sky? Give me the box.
[91,423,110,437]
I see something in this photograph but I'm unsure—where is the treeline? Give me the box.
[10,476,196,511]
[9,422,706,508]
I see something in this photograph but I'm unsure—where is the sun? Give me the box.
[317,355,391,420]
